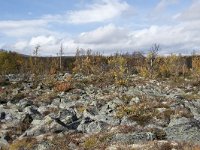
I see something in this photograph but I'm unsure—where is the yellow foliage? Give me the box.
[107,55,128,85]
[84,136,99,149]
[139,67,149,78]
[192,57,200,77]
[73,49,104,76]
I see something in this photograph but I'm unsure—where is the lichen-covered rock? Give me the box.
[111,132,156,144]
[165,117,200,144]
[1,73,200,149]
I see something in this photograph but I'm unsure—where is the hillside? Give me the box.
[1,72,200,149]
[1,50,200,149]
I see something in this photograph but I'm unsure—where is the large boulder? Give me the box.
[165,117,200,144]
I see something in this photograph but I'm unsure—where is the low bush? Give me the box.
[55,82,72,92]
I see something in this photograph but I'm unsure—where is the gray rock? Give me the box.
[95,115,120,126]
[33,141,52,150]
[77,117,94,132]
[168,117,191,127]
[59,108,78,124]
[23,115,68,137]
[120,116,137,126]
[0,136,9,149]
[6,74,22,82]
[63,73,72,80]
[37,106,48,115]
[0,106,20,122]
[24,106,41,119]
[185,100,200,121]
[51,98,61,106]
[99,99,123,116]
[68,142,78,150]
[129,97,140,105]
[22,82,33,89]
[83,107,98,120]
[165,117,200,144]
[17,99,33,109]
[86,121,109,133]
[12,88,20,95]
[125,86,143,96]
[112,132,155,144]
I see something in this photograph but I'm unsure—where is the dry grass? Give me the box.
[34,92,57,104]
[49,133,83,150]
[9,138,37,150]
[83,132,113,149]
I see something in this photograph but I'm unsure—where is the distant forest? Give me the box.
[0,48,200,81]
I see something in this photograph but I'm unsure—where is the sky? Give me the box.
[0,0,199,56]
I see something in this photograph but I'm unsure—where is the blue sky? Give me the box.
[0,0,199,55]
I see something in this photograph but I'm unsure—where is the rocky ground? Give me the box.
[0,73,200,150]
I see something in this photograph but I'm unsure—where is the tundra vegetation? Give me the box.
[0,47,200,149]
[0,46,197,84]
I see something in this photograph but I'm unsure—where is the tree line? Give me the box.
[0,46,200,82]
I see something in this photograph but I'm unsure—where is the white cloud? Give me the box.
[175,0,200,21]
[11,36,77,56]
[155,0,179,13]
[76,24,128,44]
[0,19,51,37]
[1,0,200,56]
[14,41,29,50]
[67,0,130,24]
[3,20,200,56]
[0,20,46,29]
[74,21,200,54]
[29,35,58,46]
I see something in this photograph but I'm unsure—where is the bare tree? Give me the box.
[59,43,64,70]
[33,44,40,57]
[30,44,40,74]
[147,44,160,77]
[149,44,159,68]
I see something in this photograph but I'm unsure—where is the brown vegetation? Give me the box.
[1,48,200,84]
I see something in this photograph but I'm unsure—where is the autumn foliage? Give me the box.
[1,48,200,83]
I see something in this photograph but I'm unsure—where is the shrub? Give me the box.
[192,56,200,78]
[83,136,99,149]
[116,101,158,125]
[73,49,105,76]
[107,55,128,85]
[139,66,150,78]
[55,82,72,92]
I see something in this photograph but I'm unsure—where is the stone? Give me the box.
[51,98,61,106]
[86,121,109,133]
[165,117,200,144]
[129,97,140,105]
[120,116,137,126]
[77,117,94,132]
[34,141,52,150]
[95,115,120,126]
[17,99,33,109]
[22,82,33,89]
[24,106,41,119]
[185,100,200,121]
[112,132,155,144]
[168,117,190,127]
[59,108,78,124]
